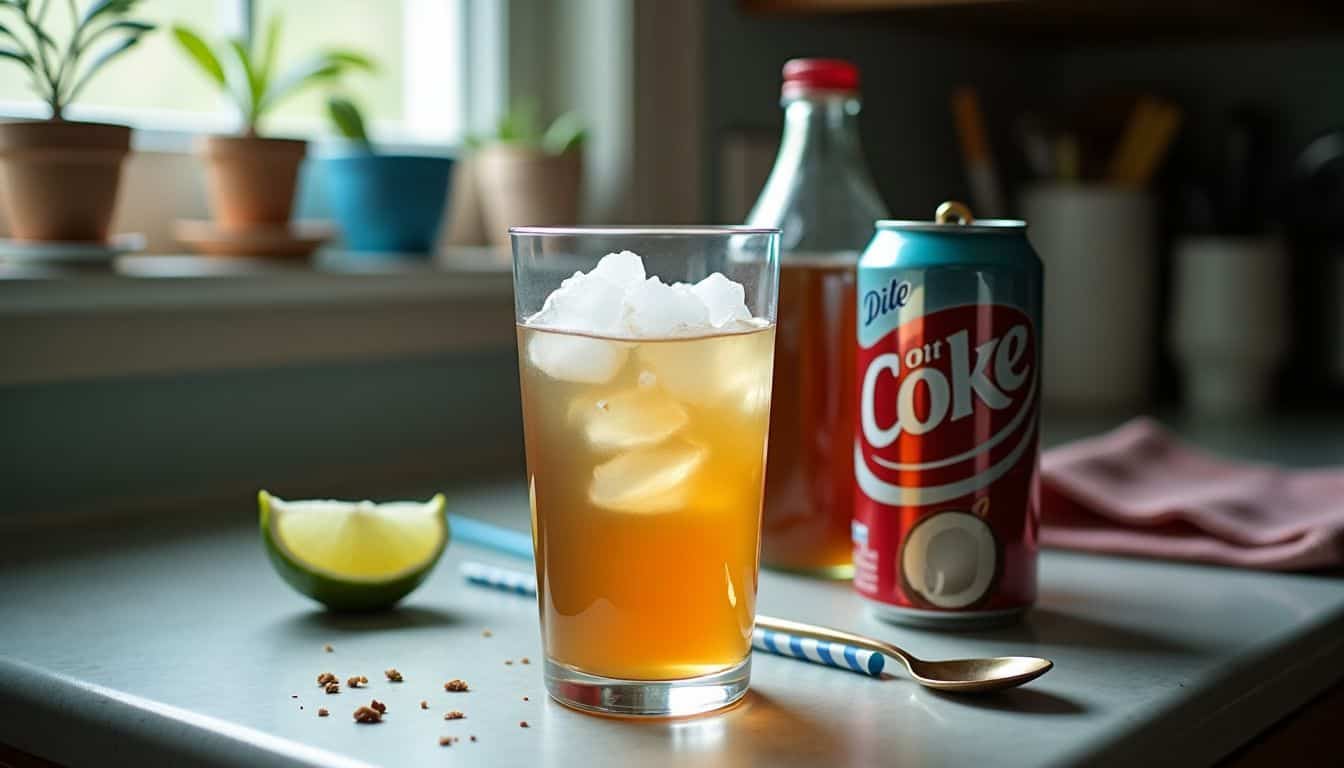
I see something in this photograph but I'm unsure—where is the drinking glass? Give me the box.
[511,226,780,717]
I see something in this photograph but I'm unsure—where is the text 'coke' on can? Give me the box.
[853,201,1042,628]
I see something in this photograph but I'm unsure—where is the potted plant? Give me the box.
[472,103,585,250]
[0,0,153,242]
[172,16,371,232]
[320,96,454,256]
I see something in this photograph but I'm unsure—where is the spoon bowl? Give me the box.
[756,615,1052,694]
[908,655,1054,692]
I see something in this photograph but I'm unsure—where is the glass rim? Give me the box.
[508,225,781,237]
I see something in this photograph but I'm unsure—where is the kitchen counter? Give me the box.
[3,477,1343,768]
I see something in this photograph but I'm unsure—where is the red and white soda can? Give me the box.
[853,202,1042,628]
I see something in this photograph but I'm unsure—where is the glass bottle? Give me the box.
[747,58,888,577]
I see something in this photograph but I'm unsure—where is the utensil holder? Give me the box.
[1021,183,1156,410]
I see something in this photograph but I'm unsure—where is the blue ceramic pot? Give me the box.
[321,153,454,255]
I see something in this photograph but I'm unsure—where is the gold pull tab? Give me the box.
[935,201,975,225]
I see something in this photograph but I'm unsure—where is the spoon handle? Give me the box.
[755,615,916,673]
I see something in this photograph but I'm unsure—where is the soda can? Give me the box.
[853,201,1042,628]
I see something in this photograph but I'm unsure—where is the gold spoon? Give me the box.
[756,615,1053,693]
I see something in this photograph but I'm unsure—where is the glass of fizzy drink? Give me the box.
[511,226,779,717]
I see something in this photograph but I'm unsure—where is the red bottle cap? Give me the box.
[782,58,860,98]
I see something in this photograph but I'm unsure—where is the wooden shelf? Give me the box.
[746,0,1004,10]
[740,0,1344,37]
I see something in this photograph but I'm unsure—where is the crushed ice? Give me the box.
[528,250,761,338]
[526,251,765,383]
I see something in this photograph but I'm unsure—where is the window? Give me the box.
[0,0,465,144]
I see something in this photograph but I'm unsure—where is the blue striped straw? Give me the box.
[461,561,538,596]
[449,516,535,561]
[459,560,884,679]
[752,626,884,678]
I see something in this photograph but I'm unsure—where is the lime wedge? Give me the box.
[259,491,449,611]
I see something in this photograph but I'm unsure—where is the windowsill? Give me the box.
[0,104,463,156]
[0,249,517,386]
[0,248,509,303]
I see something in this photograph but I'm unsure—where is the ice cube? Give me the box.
[528,331,628,384]
[532,268,626,335]
[624,278,711,337]
[589,440,706,514]
[570,388,688,451]
[637,334,766,410]
[590,250,646,288]
[691,272,751,328]
[534,269,580,318]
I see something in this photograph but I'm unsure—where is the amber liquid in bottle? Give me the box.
[762,259,858,575]
[748,59,887,576]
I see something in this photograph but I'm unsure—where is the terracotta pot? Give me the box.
[475,145,582,250]
[199,136,307,231]
[0,120,130,242]
[444,153,487,247]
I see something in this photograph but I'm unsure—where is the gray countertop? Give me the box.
[3,477,1343,768]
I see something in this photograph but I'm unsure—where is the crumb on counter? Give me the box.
[444,710,464,720]
[505,659,513,665]
[353,705,382,724]
[420,700,428,710]
[323,644,333,653]
[444,679,469,692]
[519,720,529,728]
[370,699,387,714]
[482,629,493,638]
[347,675,368,688]
[384,668,403,682]
[520,657,530,665]
[317,708,329,717]
[324,682,340,694]
[439,736,453,747]
[316,672,337,686]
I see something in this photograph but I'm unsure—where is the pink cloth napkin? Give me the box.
[1040,418,1344,571]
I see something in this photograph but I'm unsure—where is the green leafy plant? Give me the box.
[0,0,155,120]
[325,94,369,147]
[172,14,373,137]
[541,110,586,155]
[467,101,586,155]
